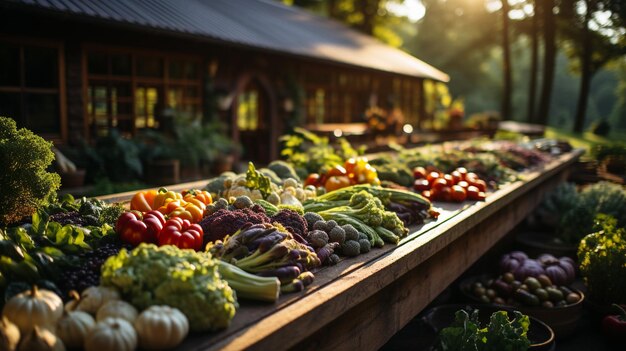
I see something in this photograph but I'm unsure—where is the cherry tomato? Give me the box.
[451,171,462,184]
[421,190,431,199]
[413,166,427,179]
[457,180,469,189]
[456,167,468,180]
[473,179,487,192]
[466,185,480,200]
[327,165,348,177]
[304,173,321,187]
[443,174,455,186]
[427,171,441,184]
[439,186,452,202]
[413,178,430,192]
[432,178,448,191]
[466,172,479,183]
[451,185,467,202]
[325,175,351,192]
[344,158,357,175]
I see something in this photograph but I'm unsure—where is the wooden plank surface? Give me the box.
[177,150,582,351]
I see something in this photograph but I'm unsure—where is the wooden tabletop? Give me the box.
[167,149,582,351]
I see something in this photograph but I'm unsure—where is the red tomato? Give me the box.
[432,178,448,191]
[344,158,357,175]
[477,192,486,201]
[451,171,462,184]
[325,175,351,192]
[427,171,441,184]
[421,190,431,199]
[457,180,469,189]
[473,179,487,192]
[456,167,468,180]
[443,174,455,186]
[439,186,452,202]
[466,185,480,200]
[304,173,321,187]
[413,178,430,192]
[466,172,479,183]
[451,185,467,202]
[413,166,427,179]
[327,165,347,177]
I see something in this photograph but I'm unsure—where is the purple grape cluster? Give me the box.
[59,242,130,296]
[49,211,87,226]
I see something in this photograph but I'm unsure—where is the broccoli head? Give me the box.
[0,117,60,225]
[101,244,237,332]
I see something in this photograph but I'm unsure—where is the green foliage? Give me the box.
[552,182,626,244]
[101,243,238,331]
[591,142,626,162]
[80,129,143,182]
[578,214,626,304]
[437,309,530,351]
[591,119,611,136]
[280,127,364,178]
[245,162,272,198]
[0,117,61,226]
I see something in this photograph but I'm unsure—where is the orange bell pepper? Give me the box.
[153,187,182,209]
[130,190,157,212]
[182,189,212,205]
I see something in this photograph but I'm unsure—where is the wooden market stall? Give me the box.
[97,149,583,350]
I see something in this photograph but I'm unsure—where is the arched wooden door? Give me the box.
[232,75,277,165]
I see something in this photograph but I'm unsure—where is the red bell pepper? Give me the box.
[115,210,166,246]
[602,304,626,342]
[157,217,204,251]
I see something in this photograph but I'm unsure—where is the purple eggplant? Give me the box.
[257,265,301,283]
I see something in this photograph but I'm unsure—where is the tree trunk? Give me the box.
[527,0,539,123]
[536,0,557,125]
[573,0,594,133]
[501,0,512,120]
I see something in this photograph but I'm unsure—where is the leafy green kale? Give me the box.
[437,309,530,351]
[0,117,61,225]
[246,162,272,198]
[578,214,626,304]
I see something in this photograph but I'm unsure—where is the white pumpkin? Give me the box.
[96,300,138,323]
[18,326,65,351]
[134,306,189,350]
[2,286,63,334]
[0,316,20,351]
[76,286,119,314]
[84,317,137,351]
[56,310,95,349]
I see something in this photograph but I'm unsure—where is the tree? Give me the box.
[527,0,539,123]
[536,0,557,125]
[501,0,513,120]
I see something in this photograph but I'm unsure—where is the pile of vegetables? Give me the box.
[537,182,626,245]
[304,156,381,192]
[208,224,319,293]
[436,308,531,351]
[412,166,488,202]
[1,283,191,351]
[130,187,212,223]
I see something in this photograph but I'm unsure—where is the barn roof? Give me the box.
[4,0,449,82]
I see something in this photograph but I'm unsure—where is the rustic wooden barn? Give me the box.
[0,0,448,163]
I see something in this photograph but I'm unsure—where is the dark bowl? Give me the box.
[459,275,584,339]
[417,304,555,351]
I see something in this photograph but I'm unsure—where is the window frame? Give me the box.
[0,36,67,143]
[81,44,202,140]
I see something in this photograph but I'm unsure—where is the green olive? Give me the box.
[537,274,552,287]
[524,277,541,291]
[511,281,522,290]
[486,289,497,299]
[542,300,554,308]
[535,288,549,301]
[479,295,491,303]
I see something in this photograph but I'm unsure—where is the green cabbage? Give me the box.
[101,243,237,332]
